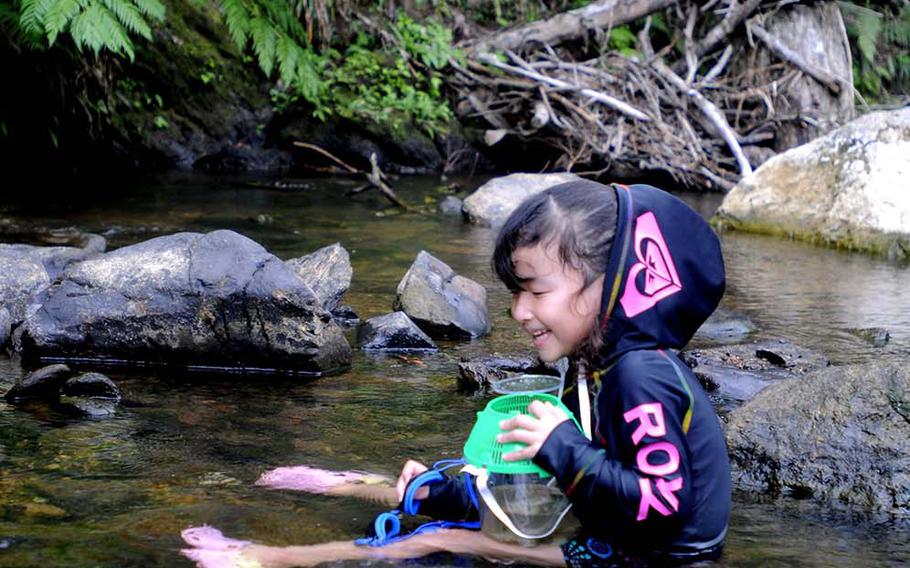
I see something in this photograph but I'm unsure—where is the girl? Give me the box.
[182,180,730,567]
[399,180,731,566]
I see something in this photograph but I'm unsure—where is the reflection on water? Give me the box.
[0,175,909,566]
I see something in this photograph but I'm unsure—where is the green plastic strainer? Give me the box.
[463,393,581,477]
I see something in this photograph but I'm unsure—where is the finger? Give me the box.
[502,446,539,461]
[496,428,539,446]
[499,414,539,432]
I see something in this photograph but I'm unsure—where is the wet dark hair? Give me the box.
[492,180,619,362]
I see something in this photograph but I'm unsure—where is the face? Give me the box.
[510,243,604,362]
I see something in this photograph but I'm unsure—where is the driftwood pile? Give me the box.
[452,0,853,190]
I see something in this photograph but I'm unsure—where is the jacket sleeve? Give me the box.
[534,359,693,532]
[415,472,481,522]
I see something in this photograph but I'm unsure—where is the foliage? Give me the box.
[838,0,910,101]
[1,0,165,60]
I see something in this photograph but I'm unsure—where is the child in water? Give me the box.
[182,180,730,567]
[398,180,731,566]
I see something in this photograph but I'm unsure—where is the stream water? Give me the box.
[0,174,908,567]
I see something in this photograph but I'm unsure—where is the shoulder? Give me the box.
[603,349,688,402]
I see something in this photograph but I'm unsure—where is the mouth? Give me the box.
[530,329,551,348]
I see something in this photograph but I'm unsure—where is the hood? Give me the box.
[597,183,725,365]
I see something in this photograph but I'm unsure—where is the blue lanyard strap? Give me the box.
[355,459,480,547]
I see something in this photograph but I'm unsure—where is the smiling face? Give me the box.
[510,243,605,362]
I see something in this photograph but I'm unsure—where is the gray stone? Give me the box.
[457,354,547,392]
[717,108,910,258]
[3,364,72,402]
[286,243,352,312]
[358,312,437,351]
[438,195,463,216]
[693,307,756,345]
[0,248,51,322]
[681,340,829,414]
[61,373,121,400]
[0,307,10,349]
[59,396,118,418]
[394,251,490,339]
[725,359,910,517]
[462,173,581,226]
[14,230,351,375]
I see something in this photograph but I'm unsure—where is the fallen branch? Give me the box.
[293,142,360,174]
[749,22,843,95]
[293,142,406,208]
[468,0,676,53]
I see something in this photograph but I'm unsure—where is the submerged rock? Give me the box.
[14,230,352,374]
[358,312,437,351]
[438,195,463,216]
[725,359,910,518]
[462,173,580,226]
[716,108,910,258]
[846,327,891,348]
[285,243,352,312]
[0,307,10,349]
[61,373,121,400]
[394,251,490,339]
[692,307,756,345]
[3,364,72,402]
[681,340,828,414]
[457,354,553,392]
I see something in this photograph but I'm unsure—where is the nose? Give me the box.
[511,291,532,323]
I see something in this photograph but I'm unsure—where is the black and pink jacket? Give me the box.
[536,183,730,559]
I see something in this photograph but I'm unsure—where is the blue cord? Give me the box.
[355,459,480,547]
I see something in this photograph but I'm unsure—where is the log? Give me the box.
[468,0,677,53]
[749,22,843,95]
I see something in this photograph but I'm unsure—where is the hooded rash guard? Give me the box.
[418,183,731,564]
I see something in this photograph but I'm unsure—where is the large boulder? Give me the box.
[394,251,490,339]
[716,108,910,258]
[285,243,352,312]
[357,312,437,351]
[462,173,581,226]
[14,230,351,374]
[0,248,51,322]
[725,359,910,517]
[0,307,10,348]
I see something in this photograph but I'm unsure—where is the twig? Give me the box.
[368,153,407,209]
[293,142,360,174]
[477,53,651,121]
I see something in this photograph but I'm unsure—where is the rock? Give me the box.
[358,312,437,351]
[14,230,352,375]
[0,248,51,322]
[680,340,828,414]
[457,354,550,392]
[61,373,121,400]
[438,195,463,216]
[716,108,910,258]
[394,251,490,339]
[0,307,10,349]
[285,243,352,312]
[0,233,106,281]
[330,305,360,327]
[846,327,891,348]
[725,359,910,517]
[59,397,118,418]
[462,173,581,226]
[692,307,756,345]
[3,364,72,402]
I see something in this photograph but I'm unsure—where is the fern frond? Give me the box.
[20,0,54,35]
[69,2,134,59]
[276,33,299,85]
[101,0,151,39]
[249,16,277,76]
[42,0,79,45]
[220,0,251,50]
[132,0,163,21]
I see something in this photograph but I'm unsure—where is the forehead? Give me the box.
[511,243,562,276]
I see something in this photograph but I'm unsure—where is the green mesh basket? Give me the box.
[463,393,581,476]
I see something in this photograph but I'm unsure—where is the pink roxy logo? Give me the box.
[619,211,682,318]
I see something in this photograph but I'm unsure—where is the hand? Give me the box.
[497,400,569,461]
[396,460,430,502]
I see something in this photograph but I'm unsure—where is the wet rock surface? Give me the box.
[462,173,581,226]
[457,354,554,392]
[725,358,910,518]
[285,243,352,312]
[0,307,10,349]
[3,364,72,402]
[681,339,829,414]
[438,195,463,216]
[0,248,51,323]
[358,312,438,351]
[692,307,757,345]
[14,230,352,374]
[61,373,122,400]
[394,250,490,339]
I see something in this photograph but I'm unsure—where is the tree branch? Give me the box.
[748,22,843,95]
